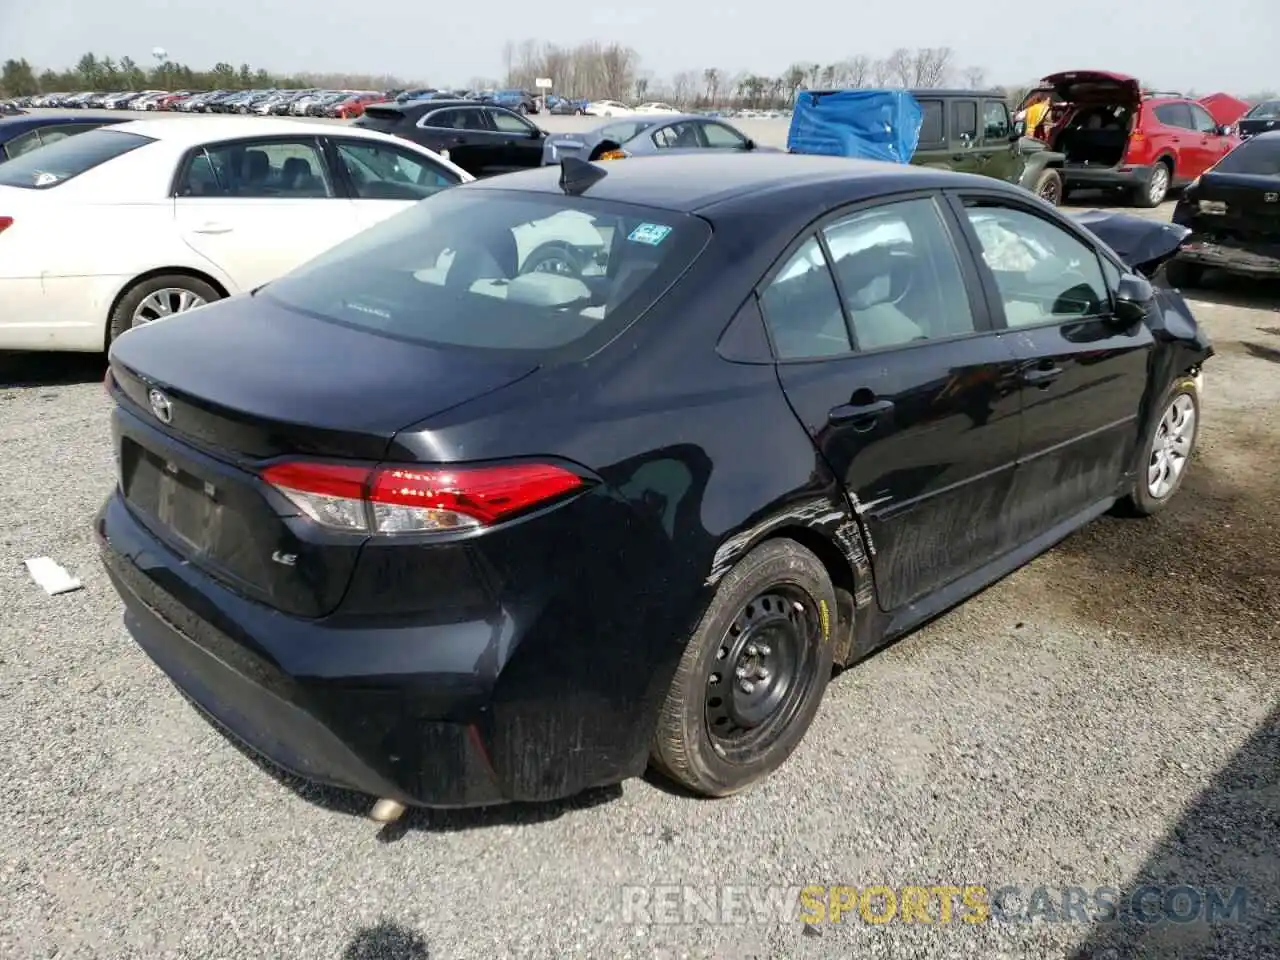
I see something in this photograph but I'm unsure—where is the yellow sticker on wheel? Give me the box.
[819,599,830,640]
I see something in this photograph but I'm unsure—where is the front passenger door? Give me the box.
[485,107,545,170]
[948,99,983,175]
[764,194,1023,611]
[954,195,1153,541]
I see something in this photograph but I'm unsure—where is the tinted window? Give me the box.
[335,140,458,201]
[1154,103,1193,129]
[953,101,978,140]
[652,122,704,149]
[1213,137,1280,175]
[1188,104,1217,133]
[423,108,487,130]
[177,139,333,198]
[918,100,944,143]
[488,109,535,134]
[964,205,1109,326]
[1245,100,1280,119]
[823,198,976,349]
[759,236,850,358]
[262,190,711,355]
[0,128,152,189]
[982,101,1010,140]
[702,122,747,148]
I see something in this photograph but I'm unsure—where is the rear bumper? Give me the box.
[1060,163,1152,189]
[1175,238,1280,277]
[95,491,659,809]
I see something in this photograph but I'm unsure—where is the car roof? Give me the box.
[107,116,399,147]
[464,152,998,213]
[389,99,490,112]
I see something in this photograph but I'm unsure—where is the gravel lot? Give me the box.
[2,115,1278,958]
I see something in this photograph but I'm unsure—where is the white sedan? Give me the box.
[633,102,681,115]
[0,117,472,353]
[584,100,635,117]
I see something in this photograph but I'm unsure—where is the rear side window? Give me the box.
[261,189,711,357]
[759,236,850,358]
[1154,103,1192,129]
[1213,137,1280,176]
[918,100,944,143]
[0,129,152,189]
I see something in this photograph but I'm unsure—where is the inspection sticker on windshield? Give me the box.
[628,223,672,246]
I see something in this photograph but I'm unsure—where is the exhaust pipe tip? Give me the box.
[370,798,407,823]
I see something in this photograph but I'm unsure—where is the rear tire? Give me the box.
[108,274,222,347]
[1133,160,1172,208]
[1118,376,1200,516]
[650,539,837,798]
[1162,259,1204,289]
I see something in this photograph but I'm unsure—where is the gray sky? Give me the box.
[3,0,1276,93]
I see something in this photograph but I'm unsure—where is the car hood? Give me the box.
[1041,70,1141,105]
[1071,210,1191,277]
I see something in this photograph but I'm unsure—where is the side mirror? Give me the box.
[1011,119,1026,138]
[529,127,544,139]
[1113,273,1154,323]
[744,137,756,151]
[1215,124,1234,136]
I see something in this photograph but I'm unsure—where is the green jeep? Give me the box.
[907,88,1066,204]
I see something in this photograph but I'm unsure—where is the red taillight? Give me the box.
[0,217,12,235]
[261,460,585,534]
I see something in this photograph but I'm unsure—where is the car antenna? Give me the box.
[558,156,607,196]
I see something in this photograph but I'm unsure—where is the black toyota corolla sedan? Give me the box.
[98,154,1212,820]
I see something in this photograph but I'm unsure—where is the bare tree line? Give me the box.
[500,41,987,107]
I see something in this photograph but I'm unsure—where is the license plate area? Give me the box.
[122,439,224,553]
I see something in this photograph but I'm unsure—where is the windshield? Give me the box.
[0,129,152,189]
[262,187,711,357]
[1245,100,1280,119]
[1213,137,1280,176]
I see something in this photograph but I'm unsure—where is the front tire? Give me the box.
[1162,258,1204,289]
[1032,168,1064,206]
[650,539,837,798]
[1120,377,1200,516]
[108,274,221,346]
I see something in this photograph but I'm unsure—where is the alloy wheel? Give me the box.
[1148,393,1196,498]
[132,288,207,327]
[1149,165,1170,204]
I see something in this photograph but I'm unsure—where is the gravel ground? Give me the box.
[1,161,1278,957]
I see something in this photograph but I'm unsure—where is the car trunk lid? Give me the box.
[1041,70,1142,106]
[1187,170,1280,243]
[107,293,539,618]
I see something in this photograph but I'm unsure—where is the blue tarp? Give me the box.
[786,89,923,163]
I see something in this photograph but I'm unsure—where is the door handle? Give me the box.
[192,222,233,234]
[828,397,894,430]
[1020,364,1063,388]
[1171,136,1180,143]
[451,135,466,144]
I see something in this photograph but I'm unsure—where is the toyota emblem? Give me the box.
[148,388,173,424]
[1266,193,1279,204]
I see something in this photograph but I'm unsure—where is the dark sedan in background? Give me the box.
[97,154,1210,822]
[543,114,773,164]
[0,113,128,161]
[1167,131,1280,286]
[354,98,547,177]
[1237,99,1280,141]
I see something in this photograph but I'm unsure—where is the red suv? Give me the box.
[1020,71,1240,208]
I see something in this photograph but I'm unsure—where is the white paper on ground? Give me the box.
[23,557,83,596]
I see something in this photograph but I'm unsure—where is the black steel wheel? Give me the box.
[1033,168,1063,206]
[651,539,838,797]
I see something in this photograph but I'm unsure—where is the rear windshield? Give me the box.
[1245,100,1280,119]
[1214,137,1280,176]
[262,187,710,358]
[0,129,152,189]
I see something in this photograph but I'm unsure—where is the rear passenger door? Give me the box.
[950,192,1153,540]
[172,135,361,291]
[948,99,984,175]
[763,193,1024,611]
